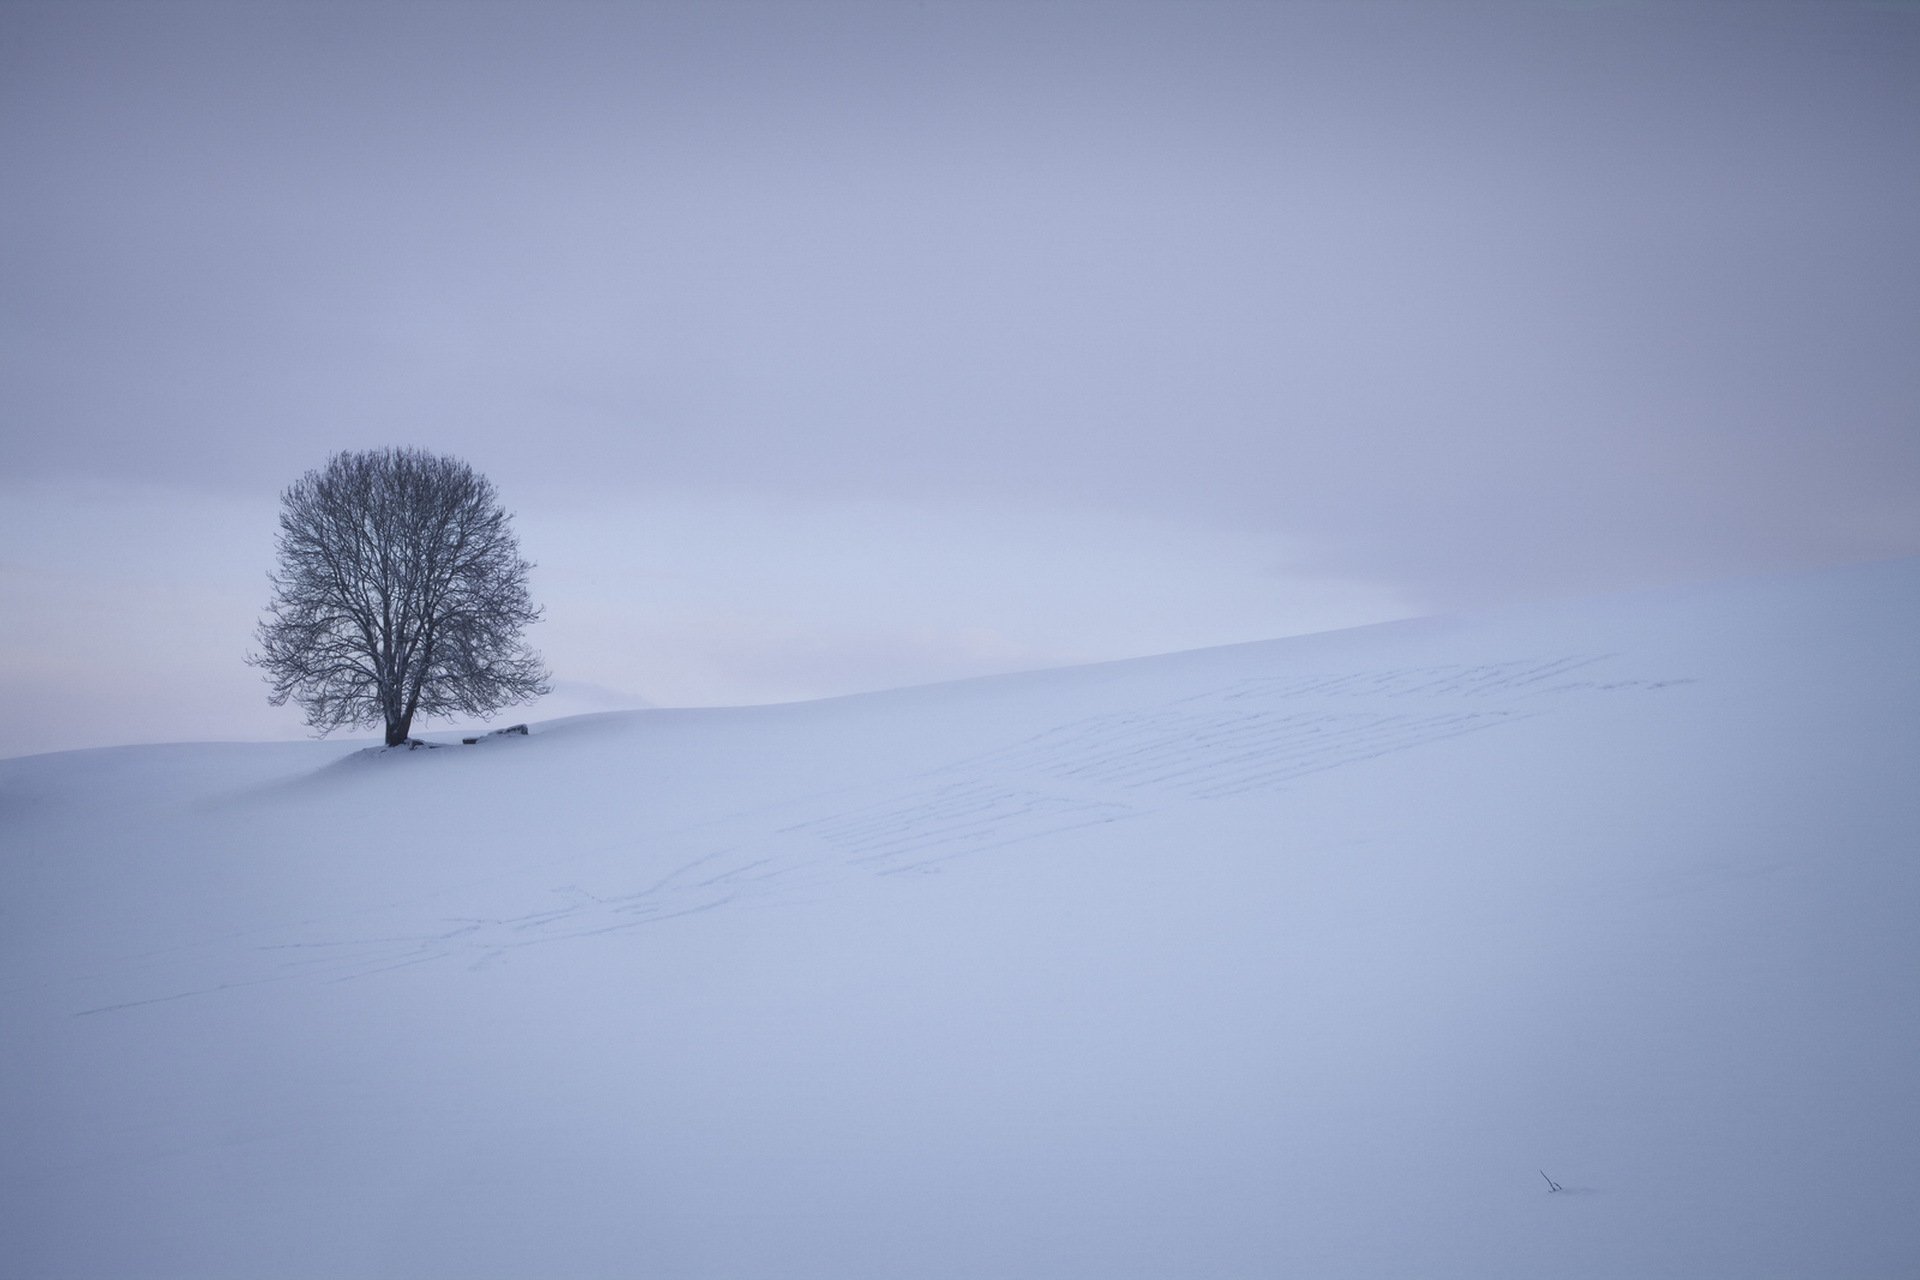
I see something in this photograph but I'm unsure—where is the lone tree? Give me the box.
[252,447,550,746]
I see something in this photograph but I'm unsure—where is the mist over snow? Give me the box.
[5,0,1919,758]
[3,8,1918,1267]
[4,558,1917,1278]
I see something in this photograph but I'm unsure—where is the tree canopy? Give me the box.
[252,448,549,746]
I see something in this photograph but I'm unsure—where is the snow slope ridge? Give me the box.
[3,557,1918,1278]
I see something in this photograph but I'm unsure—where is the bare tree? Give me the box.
[251,448,550,747]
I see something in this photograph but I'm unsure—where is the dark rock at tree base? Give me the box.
[463,724,529,745]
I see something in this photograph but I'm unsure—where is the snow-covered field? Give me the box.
[4,558,1918,1278]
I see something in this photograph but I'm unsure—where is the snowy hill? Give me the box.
[4,558,1918,1279]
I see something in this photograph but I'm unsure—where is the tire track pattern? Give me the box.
[73,651,1692,1011]
[961,707,1536,800]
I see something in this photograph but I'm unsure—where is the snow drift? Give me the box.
[3,558,1918,1278]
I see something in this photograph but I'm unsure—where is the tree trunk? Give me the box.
[385,713,412,747]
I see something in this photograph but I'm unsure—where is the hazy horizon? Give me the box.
[5,0,1917,757]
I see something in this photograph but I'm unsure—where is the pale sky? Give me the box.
[4,0,1917,758]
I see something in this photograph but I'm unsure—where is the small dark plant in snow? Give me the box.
[250,448,550,747]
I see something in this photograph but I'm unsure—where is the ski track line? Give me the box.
[56,652,1697,1013]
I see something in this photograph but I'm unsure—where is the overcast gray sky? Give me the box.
[4,0,1917,757]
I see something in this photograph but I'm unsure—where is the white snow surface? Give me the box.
[4,558,1918,1278]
